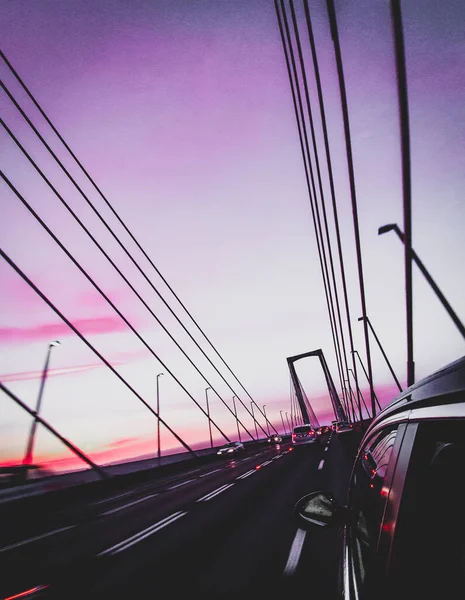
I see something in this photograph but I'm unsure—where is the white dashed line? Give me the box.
[98,511,187,556]
[324,445,329,452]
[101,494,158,515]
[167,479,195,490]
[199,469,222,478]
[0,526,75,553]
[318,459,325,471]
[283,528,307,576]
[93,490,138,506]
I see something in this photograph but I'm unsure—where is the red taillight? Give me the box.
[292,433,296,438]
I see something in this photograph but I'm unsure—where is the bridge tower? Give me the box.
[286,349,347,426]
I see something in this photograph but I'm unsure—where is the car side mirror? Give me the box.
[294,490,350,529]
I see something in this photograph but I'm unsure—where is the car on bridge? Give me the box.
[267,434,283,444]
[216,441,245,458]
[291,424,317,448]
[316,425,330,437]
[334,421,353,434]
[293,354,465,600]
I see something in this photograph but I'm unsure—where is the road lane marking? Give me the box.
[98,511,187,556]
[199,469,221,477]
[201,483,234,501]
[318,459,325,471]
[325,445,329,452]
[93,490,138,505]
[101,494,158,516]
[0,526,75,553]
[236,470,254,480]
[261,460,273,466]
[196,483,234,502]
[283,528,307,576]
[167,479,195,490]
[196,483,230,501]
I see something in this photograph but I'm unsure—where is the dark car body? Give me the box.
[334,421,353,434]
[316,425,331,437]
[216,441,245,457]
[294,355,465,600]
[267,434,282,444]
[292,424,317,448]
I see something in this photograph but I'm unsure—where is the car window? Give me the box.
[388,419,465,600]
[349,426,400,591]
[294,425,312,434]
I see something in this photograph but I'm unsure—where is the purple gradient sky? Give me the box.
[1,0,464,471]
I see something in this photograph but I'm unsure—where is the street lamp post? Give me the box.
[285,412,291,434]
[347,368,370,419]
[280,410,287,435]
[378,223,465,340]
[205,387,213,448]
[358,316,403,393]
[263,405,270,437]
[351,350,382,412]
[23,340,61,466]
[156,372,164,459]
[342,388,353,424]
[232,395,241,443]
[250,402,259,440]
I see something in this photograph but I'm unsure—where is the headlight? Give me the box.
[227,448,234,453]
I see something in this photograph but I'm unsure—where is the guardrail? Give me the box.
[0,438,286,505]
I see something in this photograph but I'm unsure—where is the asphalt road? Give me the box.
[0,431,362,600]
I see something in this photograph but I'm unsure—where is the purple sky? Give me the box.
[1,0,464,471]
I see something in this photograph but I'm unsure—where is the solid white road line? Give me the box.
[261,460,273,467]
[0,526,75,553]
[236,470,254,480]
[98,511,187,556]
[101,494,158,516]
[318,459,325,471]
[167,479,195,490]
[283,528,307,576]
[238,471,255,480]
[196,484,230,502]
[201,483,234,501]
[196,483,234,502]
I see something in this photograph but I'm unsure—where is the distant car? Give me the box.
[216,441,245,457]
[293,355,465,600]
[334,421,353,434]
[316,425,330,437]
[267,434,282,444]
[291,424,317,448]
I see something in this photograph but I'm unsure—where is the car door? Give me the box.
[342,422,407,600]
[382,414,465,600]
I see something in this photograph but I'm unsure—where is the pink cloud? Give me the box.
[0,362,117,382]
[0,316,129,344]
